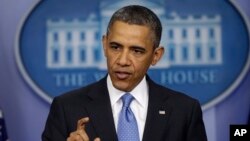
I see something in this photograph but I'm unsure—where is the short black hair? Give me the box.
[107,5,162,48]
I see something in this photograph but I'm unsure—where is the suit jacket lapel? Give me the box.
[85,77,118,141]
[142,76,172,141]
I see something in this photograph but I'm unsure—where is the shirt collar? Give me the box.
[107,75,148,108]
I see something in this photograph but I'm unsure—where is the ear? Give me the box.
[151,46,164,66]
[102,35,108,57]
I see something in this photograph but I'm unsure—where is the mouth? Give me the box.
[114,71,131,80]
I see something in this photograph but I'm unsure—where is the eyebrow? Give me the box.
[109,42,146,51]
[109,42,122,47]
[130,46,146,52]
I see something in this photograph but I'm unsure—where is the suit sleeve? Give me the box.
[42,97,69,141]
[186,100,207,141]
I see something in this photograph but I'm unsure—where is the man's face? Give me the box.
[103,21,164,92]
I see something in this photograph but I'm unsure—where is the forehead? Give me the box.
[107,21,154,45]
[109,21,150,32]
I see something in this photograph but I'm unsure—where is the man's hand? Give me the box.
[67,117,101,141]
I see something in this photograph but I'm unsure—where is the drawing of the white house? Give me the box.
[46,0,222,69]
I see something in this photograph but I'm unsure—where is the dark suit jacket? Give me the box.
[42,76,207,141]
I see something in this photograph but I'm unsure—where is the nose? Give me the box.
[117,50,130,66]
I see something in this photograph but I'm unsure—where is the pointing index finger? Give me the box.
[77,117,89,130]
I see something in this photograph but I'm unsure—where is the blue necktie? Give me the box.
[117,93,140,141]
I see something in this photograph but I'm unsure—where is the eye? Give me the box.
[132,48,145,55]
[110,45,120,50]
[109,43,122,51]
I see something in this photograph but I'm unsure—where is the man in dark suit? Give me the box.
[42,5,207,141]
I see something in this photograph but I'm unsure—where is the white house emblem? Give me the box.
[16,0,250,110]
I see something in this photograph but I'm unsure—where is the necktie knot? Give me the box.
[121,93,134,108]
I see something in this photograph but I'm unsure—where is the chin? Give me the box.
[113,84,131,92]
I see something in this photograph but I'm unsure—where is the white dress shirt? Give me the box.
[107,75,149,141]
